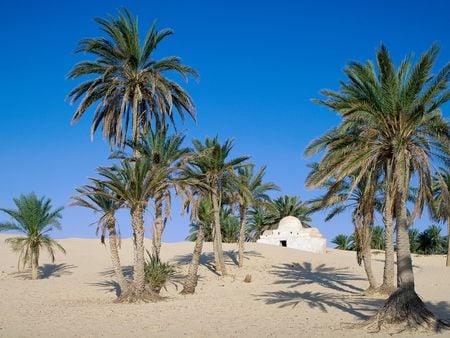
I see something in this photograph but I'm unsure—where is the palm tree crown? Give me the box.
[67,8,198,146]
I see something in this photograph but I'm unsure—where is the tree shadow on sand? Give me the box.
[173,250,263,276]
[13,263,76,279]
[257,291,384,319]
[270,262,365,293]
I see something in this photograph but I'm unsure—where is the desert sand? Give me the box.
[0,234,448,337]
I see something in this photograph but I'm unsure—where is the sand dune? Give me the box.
[0,234,448,337]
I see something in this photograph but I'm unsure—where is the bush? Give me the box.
[144,250,175,293]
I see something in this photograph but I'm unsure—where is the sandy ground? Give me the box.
[0,234,449,338]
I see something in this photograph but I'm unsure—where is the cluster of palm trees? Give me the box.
[305,44,449,329]
[332,224,448,255]
[186,194,312,243]
[66,9,287,301]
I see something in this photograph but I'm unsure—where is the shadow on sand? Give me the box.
[172,250,263,276]
[256,262,382,319]
[270,262,365,293]
[13,263,76,280]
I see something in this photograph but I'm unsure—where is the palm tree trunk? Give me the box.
[211,189,227,275]
[395,185,414,290]
[152,192,164,259]
[361,222,377,291]
[132,206,146,295]
[106,217,128,294]
[31,249,39,280]
[446,217,450,267]
[238,205,247,268]
[379,172,396,295]
[181,221,205,294]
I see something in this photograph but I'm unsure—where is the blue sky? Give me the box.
[1,0,449,242]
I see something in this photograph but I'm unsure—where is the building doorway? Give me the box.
[280,240,287,247]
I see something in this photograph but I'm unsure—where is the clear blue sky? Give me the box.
[1,0,449,242]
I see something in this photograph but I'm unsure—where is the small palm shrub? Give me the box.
[144,250,175,293]
[331,234,354,250]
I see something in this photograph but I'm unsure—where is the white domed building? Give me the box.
[257,216,326,253]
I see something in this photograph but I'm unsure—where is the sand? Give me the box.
[0,234,448,337]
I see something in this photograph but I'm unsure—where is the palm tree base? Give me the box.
[115,284,163,303]
[375,283,396,296]
[359,288,448,333]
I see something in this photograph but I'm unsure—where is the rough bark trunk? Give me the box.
[395,189,414,290]
[379,170,396,295]
[361,162,446,332]
[152,192,164,259]
[117,206,162,303]
[31,249,39,280]
[106,216,128,294]
[446,217,450,267]
[361,222,377,291]
[181,221,205,294]
[211,189,227,275]
[238,204,248,268]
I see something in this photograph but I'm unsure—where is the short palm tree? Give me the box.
[67,8,198,147]
[0,193,65,280]
[232,165,278,266]
[417,224,446,255]
[305,44,450,330]
[180,137,249,275]
[95,159,165,302]
[371,226,385,250]
[71,182,128,294]
[246,205,276,241]
[331,234,354,250]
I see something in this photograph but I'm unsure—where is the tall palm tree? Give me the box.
[95,159,165,302]
[132,128,189,259]
[232,165,279,267]
[180,137,249,275]
[268,195,312,228]
[67,8,198,147]
[431,168,450,265]
[71,182,128,294]
[305,44,450,330]
[0,193,65,280]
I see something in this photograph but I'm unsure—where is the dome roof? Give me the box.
[277,216,303,232]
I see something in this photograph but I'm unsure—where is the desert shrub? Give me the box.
[144,251,175,293]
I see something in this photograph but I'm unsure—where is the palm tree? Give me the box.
[246,205,276,241]
[232,165,278,267]
[0,193,65,280]
[268,195,312,228]
[71,182,128,294]
[133,128,189,259]
[180,137,249,275]
[431,168,450,265]
[67,8,198,147]
[305,44,450,330]
[331,234,354,250]
[95,159,165,302]
[180,195,208,295]
[417,224,446,255]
